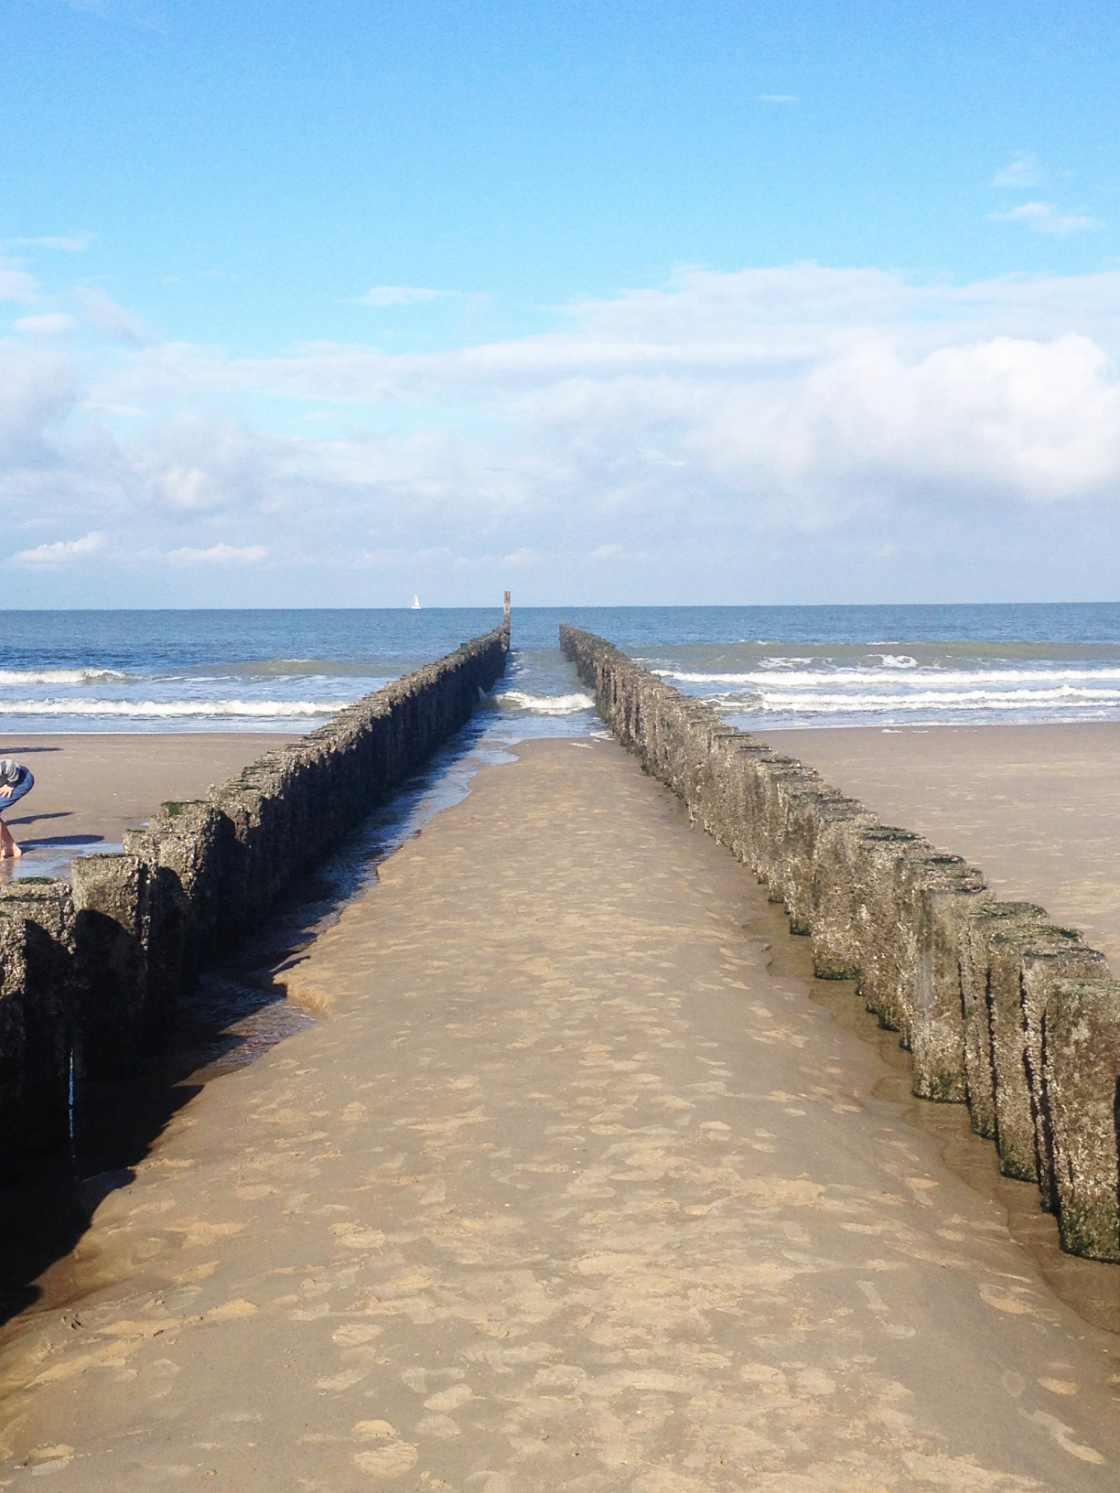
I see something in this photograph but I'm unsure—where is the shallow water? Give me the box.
[168,727,520,1084]
[0,841,124,886]
[0,723,524,1326]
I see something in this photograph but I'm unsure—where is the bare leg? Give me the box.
[0,820,21,859]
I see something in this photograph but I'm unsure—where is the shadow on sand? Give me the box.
[5,811,74,829]
[0,718,511,1329]
[19,835,103,851]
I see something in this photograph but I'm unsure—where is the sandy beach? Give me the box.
[0,734,299,881]
[2,738,1118,1488]
[763,722,1120,968]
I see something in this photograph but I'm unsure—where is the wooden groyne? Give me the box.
[0,621,510,1175]
[560,624,1120,1264]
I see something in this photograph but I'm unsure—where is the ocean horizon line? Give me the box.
[1,600,1120,614]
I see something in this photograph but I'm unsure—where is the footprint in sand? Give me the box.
[353,1420,420,1479]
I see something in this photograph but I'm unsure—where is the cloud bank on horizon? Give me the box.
[6,259,1120,605]
[5,1,1119,605]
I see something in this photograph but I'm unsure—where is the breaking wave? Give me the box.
[0,698,339,719]
[0,668,128,685]
[494,691,595,715]
[752,686,1120,713]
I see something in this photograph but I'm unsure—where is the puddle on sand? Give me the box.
[0,842,124,886]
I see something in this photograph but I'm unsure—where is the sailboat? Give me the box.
[411,594,422,610]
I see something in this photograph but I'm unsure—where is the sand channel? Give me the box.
[1,738,1118,1489]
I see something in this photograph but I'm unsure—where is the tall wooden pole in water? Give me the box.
[503,590,511,627]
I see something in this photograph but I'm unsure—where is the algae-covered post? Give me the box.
[559,622,1120,1265]
[1045,977,1120,1262]
[0,882,75,1173]
[1019,942,1110,1212]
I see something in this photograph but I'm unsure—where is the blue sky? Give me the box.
[3,0,1120,604]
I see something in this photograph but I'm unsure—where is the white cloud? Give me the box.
[67,269,1120,535]
[756,94,799,105]
[0,259,38,303]
[991,153,1044,188]
[10,233,93,253]
[155,466,226,512]
[13,314,77,337]
[10,260,1120,602]
[694,332,1120,511]
[80,398,144,417]
[353,544,456,570]
[358,286,446,308]
[164,543,268,566]
[136,419,283,514]
[74,285,150,342]
[989,200,1102,238]
[14,531,106,566]
[0,342,78,459]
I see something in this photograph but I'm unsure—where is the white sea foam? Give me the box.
[0,698,338,719]
[0,668,127,685]
[875,654,919,669]
[657,666,1120,689]
[496,691,595,715]
[754,686,1120,713]
[655,670,786,684]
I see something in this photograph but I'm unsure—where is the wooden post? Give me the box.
[503,590,511,626]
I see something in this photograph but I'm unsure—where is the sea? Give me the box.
[4,603,1120,738]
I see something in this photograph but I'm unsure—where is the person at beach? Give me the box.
[0,758,33,859]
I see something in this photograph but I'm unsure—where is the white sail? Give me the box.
[411,594,422,609]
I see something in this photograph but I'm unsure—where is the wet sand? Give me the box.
[764,722,1120,968]
[0,734,298,880]
[2,738,1118,1489]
